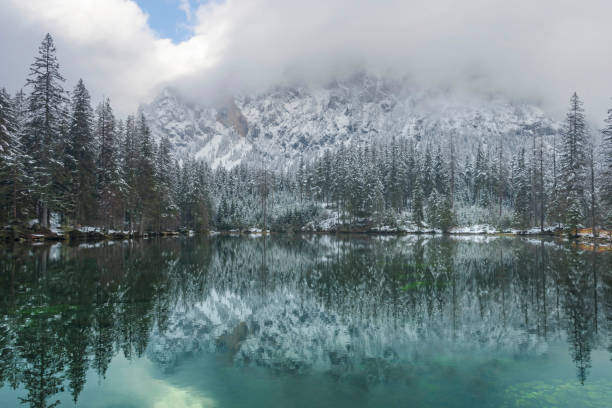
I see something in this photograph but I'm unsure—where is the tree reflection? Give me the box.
[0,240,191,407]
[562,247,594,384]
[0,236,610,407]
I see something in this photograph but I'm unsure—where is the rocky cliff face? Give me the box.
[141,73,560,169]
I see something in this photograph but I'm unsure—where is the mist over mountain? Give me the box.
[142,73,560,169]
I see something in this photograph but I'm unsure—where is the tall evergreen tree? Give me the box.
[422,144,433,198]
[602,100,612,227]
[433,144,449,195]
[23,33,68,228]
[68,79,96,224]
[412,176,425,227]
[473,143,487,206]
[54,98,75,221]
[0,89,29,223]
[513,148,531,228]
[95,99,120,228]
[135,113,156,232]
[154,136,177,230]
[560,93,588,225]
[121,115,138,231]
[548,131,563,227]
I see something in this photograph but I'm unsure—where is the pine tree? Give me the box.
[433,144,449,195]
[0,89,29,223]
[412,176,425,228]
[386,137,404,211]
[190,161,212,231]
[48,98,75,224]
[560,93,588,227]
[566,189,583,236]
[95,99,122,228]
[492,133,506,218]
[427,190,440,228]
[587,141,597,236]
[473,143,487,206]
[154,136,177,230]
[422,144,433,198]
[12,89,27,126]
[68,79,96,225]
[134,114,156,233]
[449,132,456,208]
[513,148,531,229]
[121,115,138,231]
[437,195,455,232]
[23,34,69,228]
[602,100,612,227]
[548,131,563,227]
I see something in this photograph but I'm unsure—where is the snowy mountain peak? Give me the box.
[141,75,560,169]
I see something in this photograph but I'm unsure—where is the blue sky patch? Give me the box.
[135,0,203,43]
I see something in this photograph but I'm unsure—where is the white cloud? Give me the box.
[0,0,217,114]
[1,0,612,121]
[185,0,612,121]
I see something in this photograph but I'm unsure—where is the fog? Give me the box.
[1,0,612,121]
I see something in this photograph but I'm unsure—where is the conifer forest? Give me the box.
[1,34,612,238]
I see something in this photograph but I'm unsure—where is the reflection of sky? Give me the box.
[56,347,612,407]
[68,356,217,408]
[134,0,205,43]
[1,343,610,407]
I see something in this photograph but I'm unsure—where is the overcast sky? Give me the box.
[1,0,611,122]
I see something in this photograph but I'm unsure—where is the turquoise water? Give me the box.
[1,235,611,407]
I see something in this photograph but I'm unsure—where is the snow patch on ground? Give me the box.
[450,224,498,234]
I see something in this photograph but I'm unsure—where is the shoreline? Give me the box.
[0,228,183,243]
[2,226,610,247]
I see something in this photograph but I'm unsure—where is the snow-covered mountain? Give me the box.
[141,73,560,169]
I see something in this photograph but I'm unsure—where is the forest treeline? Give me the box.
[1,34,612,235]
[0,34,212,234]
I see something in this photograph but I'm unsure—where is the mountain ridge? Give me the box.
[140,74,561,169]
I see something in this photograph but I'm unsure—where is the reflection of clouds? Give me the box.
[91,356,217,408]
[152,386,216,408]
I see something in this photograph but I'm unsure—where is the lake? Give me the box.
[1,235,611,407]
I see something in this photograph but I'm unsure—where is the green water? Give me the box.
[0,235,611,407]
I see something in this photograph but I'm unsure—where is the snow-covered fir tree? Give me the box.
[23,33,69,227]
[0,88,29,223]
[68,79,96,224]
[559,93,589,225]
[602,100,612,227]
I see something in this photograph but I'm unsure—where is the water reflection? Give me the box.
[0,236,611,407]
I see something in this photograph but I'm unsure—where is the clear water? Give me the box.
[0,235,611,408]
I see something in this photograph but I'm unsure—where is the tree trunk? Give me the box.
[39,201,49,229]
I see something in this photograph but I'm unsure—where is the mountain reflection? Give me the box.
[0,236,611,408]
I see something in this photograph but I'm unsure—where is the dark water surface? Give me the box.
[1,235,611,407]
